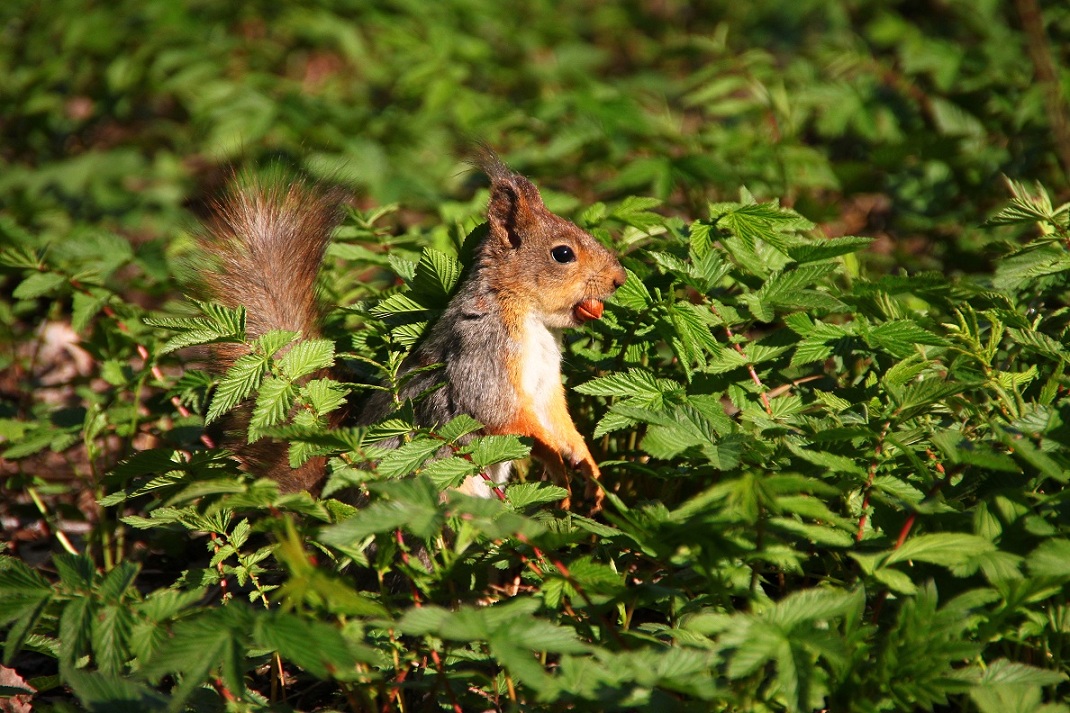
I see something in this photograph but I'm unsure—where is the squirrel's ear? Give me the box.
[486,174,544,249]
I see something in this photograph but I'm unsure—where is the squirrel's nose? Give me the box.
[612,265,627,289]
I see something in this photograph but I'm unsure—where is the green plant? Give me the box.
[3,177,1068,711]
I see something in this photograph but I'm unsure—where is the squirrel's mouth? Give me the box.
[573,298,605,323]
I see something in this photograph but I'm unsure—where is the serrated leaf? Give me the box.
[278,338,335,380]
[435,414,484,442]
[765,587,861,629]
[612,268,652,310]
[768,517,853,547]
[592,410,639,438]
[72,289,110,332]
[254,329,299,358]
[91,604,134,676]
[248,378,297,439]
[12,271,66,300]
[141,608,249,710]
[64,668,169,712]
[198,301,246,336]
[886,533,995,567]
[254,611,356,680]
[395,605,452,636]
[667,301,721,372]
[746,263,843,321]
[873,566,918,594]
[866,320,948,358]
[98,561,138,603]
[158,328,230,355]
[464,435,530,468]
[376,437,442,478]
[422,456,479,489]
[610,195,664,230]
[1026,539,1070,577]
[369,291,429,317]
[894,379,972,421]
[206,353,268,424]
[985,181,1060,226]
[974,658,1067,687]
[0,561,53,663]
[998,430,1067,483]
[409,247,462,303]
[787,236,873,263]
[59,596,94,670]
[506,483,569,508]
[106,448,185,483]
[575,368,678,399]
[300,378,347,415]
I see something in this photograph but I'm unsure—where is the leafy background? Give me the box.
[2,0,1070,710]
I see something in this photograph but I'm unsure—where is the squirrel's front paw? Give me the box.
[568,452,604,513]
[569,452,600,480]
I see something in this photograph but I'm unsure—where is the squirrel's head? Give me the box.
[475,150,627,330]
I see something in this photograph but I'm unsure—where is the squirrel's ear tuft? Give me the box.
[469,145,547,249]
[470,143,513,183]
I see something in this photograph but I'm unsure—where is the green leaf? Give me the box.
[787,236,873,263]
[969,659,1068,713]
[248,378,297,439]
[142,608,250,711]
[91,604,134,675]
[885,534,995,568]
[254,611,357,680]
[300,378,347,415]
[0,559,53,663]
[612,268,653,310]
[749,263,842,318]
[369,291,429,317]
[610,195,664,230]
[54,553,95,589]
[254,329,299,358]
[199,301,247,336]
[206,352,268,424]
[999,430,1068,484]
[506,483,569,508]
[12,271,66,299]
[59,597,95,671]
[98,561,138,602]
[409,247,462,303]
[72,288,111,332]
[375,437,442,478]
[435,414,484,442]
[422,456,479,489]
[575,368,679,400]
[464,435,530,468]
[866,320,947,357]
[1026,539,1070,578]
[64,668,169,713]
[278,338,335,380]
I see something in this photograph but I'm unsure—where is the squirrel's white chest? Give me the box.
[518,316,563,430]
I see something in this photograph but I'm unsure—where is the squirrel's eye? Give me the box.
[550,245,576,264]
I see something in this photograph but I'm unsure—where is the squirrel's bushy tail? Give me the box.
[197,176,344,492]
[199,177,340,349]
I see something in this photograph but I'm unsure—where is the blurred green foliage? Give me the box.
[3,0,1068,248]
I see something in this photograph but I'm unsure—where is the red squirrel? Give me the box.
[198,149,626,507]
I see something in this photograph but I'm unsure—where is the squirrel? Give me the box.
[197,149,627,507]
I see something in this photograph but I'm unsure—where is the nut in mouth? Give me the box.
[573,298,604,323]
